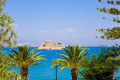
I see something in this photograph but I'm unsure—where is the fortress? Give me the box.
[38,40,65,50]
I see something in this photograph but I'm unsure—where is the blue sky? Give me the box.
[4,0,120,46]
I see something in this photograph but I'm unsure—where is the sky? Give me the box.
[4,0,120,46]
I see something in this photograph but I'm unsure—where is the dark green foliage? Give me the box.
[79,47,119,80]
[98,0,101,2]
[98,7,120,15]
[58,43,61,44]
[97,0,120,40]
[98,0,120,5]
[111,0,114,4]
[116,1,120,4]
[105,44,120,57]
[98,27,120,40]
[113,17,120,23]
[107,1,111,4]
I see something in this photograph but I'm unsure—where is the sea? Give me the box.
[2,47,120,80]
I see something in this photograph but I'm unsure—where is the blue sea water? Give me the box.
[2,47,117,80]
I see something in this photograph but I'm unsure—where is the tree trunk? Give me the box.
[71,68,78,80]
[20,67,28,80]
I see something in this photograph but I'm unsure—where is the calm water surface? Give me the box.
[3,47,118,80]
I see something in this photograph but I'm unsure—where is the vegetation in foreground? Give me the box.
[0,51,19,80]
[0,0,119,80]
[9,46,47,80]
[0,0,18,79]
[97,0,120,40]
[51,46,89,80]
[79,47,120,80]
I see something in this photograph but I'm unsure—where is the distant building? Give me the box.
[38,40,65,50]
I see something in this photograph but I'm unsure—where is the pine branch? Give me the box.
[98,0,120,5]
[103,17,120,23]
[98,27,120,40]
[97,7,120,15]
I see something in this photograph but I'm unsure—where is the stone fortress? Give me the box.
[38,40,65,50]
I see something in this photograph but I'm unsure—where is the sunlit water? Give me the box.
[3,47,119,80]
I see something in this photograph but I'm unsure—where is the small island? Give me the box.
[38,40,65,50]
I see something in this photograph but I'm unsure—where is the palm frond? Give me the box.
[29,56,47,64]
[35,56,47,60]
[78,53,88,61]
[60,65,67,71]
[8,54,14,58]
[27,48,37,59]
[69,46,74,55]
[51,59,68,65]
[80,48,89,55]
[57,53,69,61]
[78,48,89,60]
[10,46,47,68]
[11,50,19,55]
[31,52,41,58]
[30,63,46,66]
[63,49,72,60]
[75,46,83,57]
[51,62,67,68]
[52,59,65,62]
[18,46,24,53]
[73,46,78,54]
[24,49,29,61]
[51,45,89,70]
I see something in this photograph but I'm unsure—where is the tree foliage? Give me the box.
[9,46,47,79]
[9,46,47,68]
[97,0,120,40]
[97,27,120,40]
[0,51,19,80]
[79,47,120,80]
[0,0,17,49]
[51,46,89,80]
[0,0,18,80]
[51,46,89,71]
